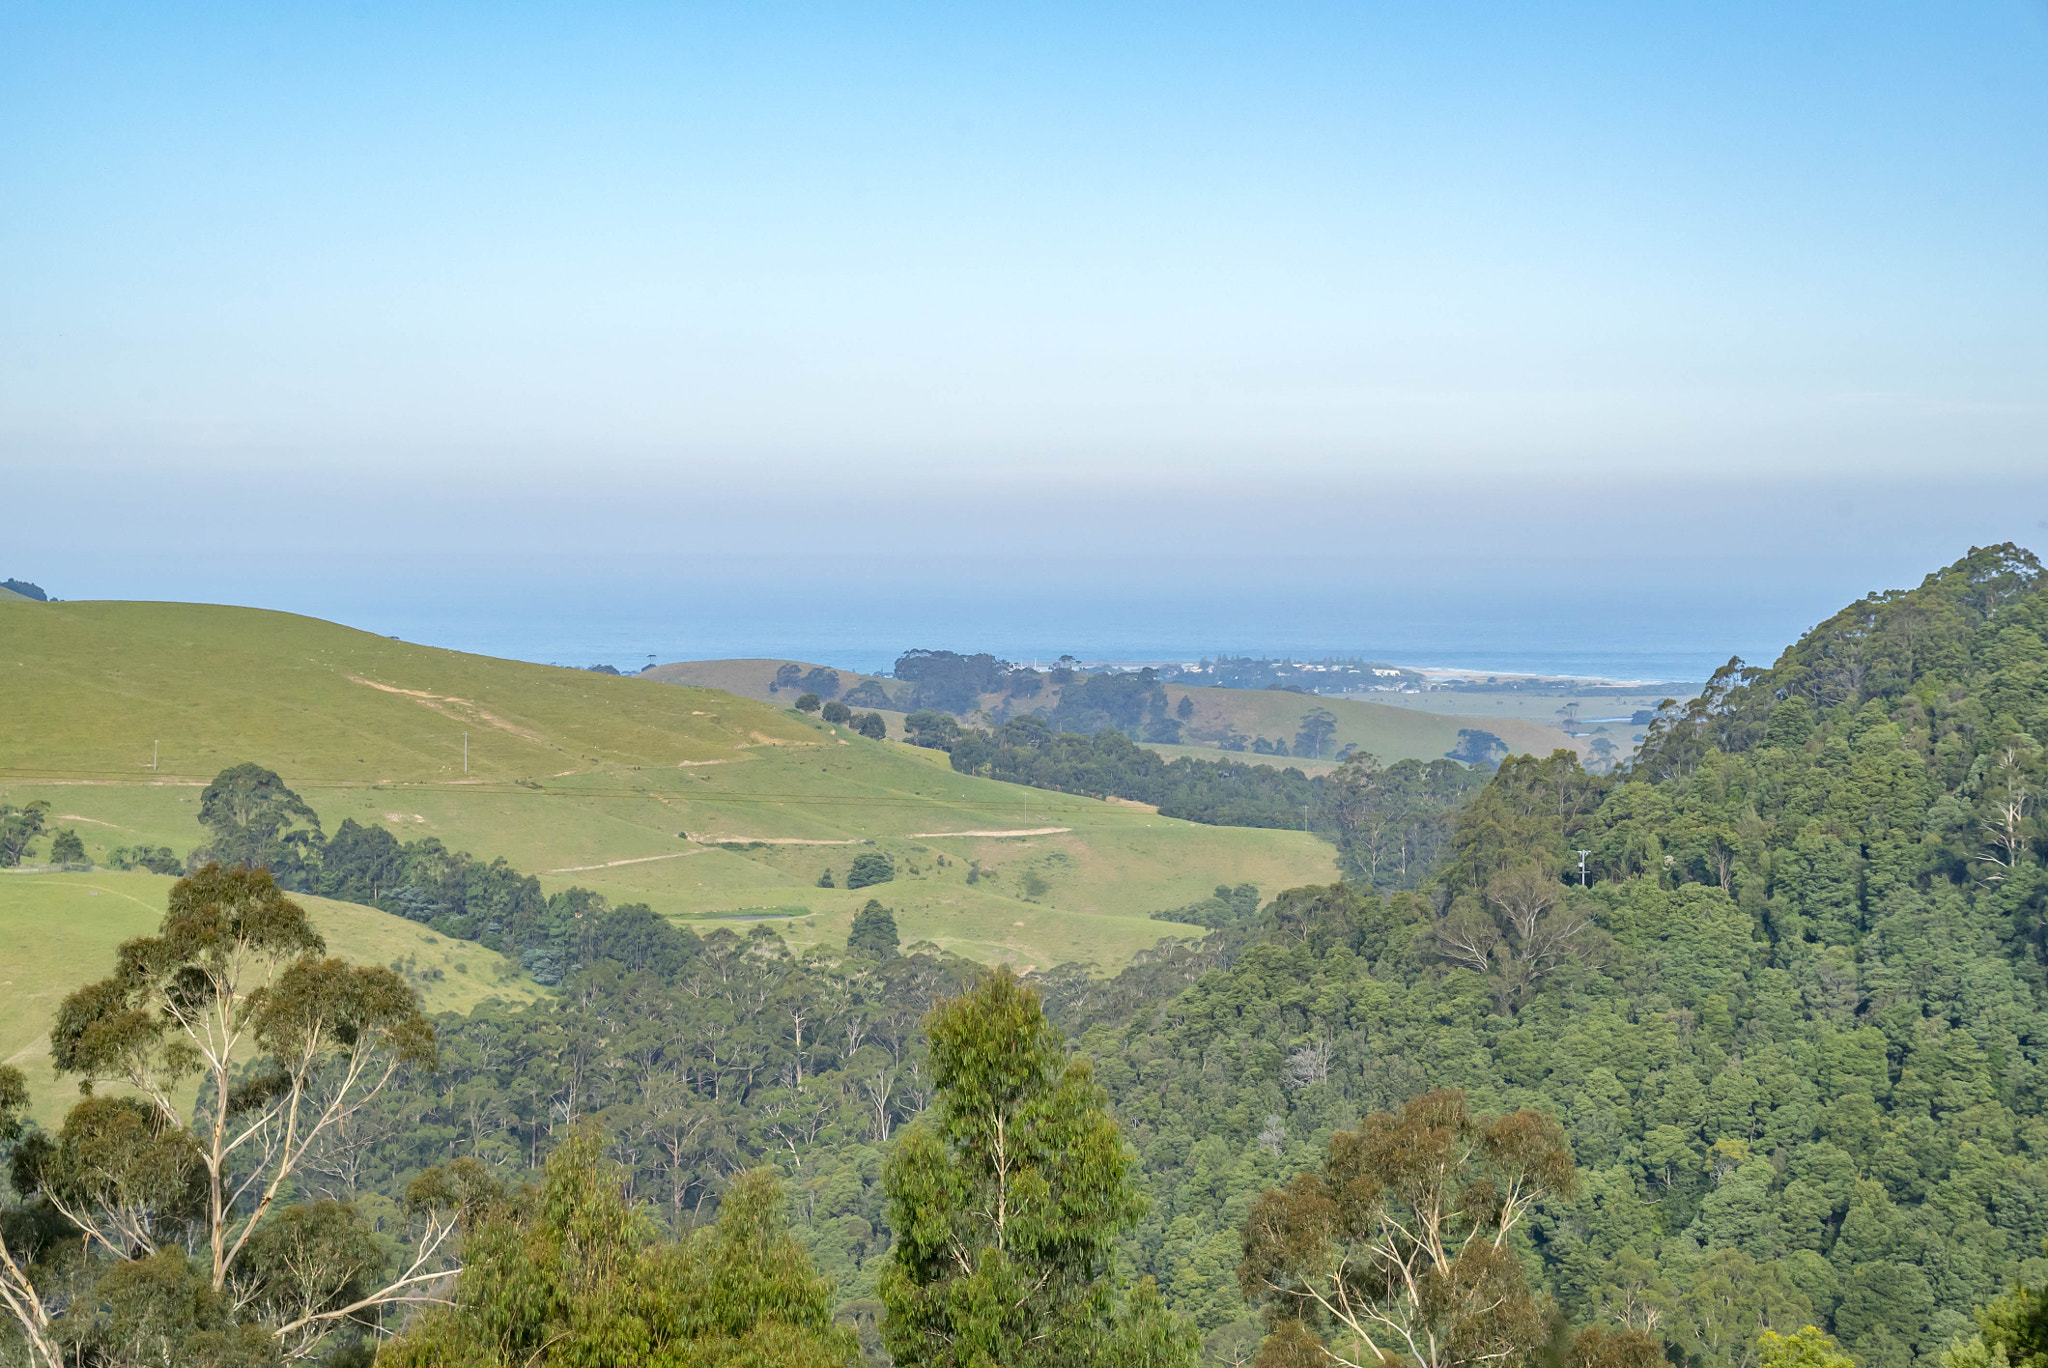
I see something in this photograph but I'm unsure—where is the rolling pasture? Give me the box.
[1,600,1337,980]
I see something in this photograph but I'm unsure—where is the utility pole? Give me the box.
[1576,849,1592,887]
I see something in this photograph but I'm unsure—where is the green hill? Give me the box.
[0,585,32,603]
[0,601,1335,972]
[648,656,1582,764]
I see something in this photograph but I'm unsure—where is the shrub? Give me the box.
[846,852,894,889]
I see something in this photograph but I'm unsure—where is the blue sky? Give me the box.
[4,2,2046,671]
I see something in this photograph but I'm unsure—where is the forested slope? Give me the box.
[1063,544,2048,1367]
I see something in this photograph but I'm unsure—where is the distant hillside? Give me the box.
[646,656,1583,766]
[645,656,909,707]
[1,602,1336,973]
[0,585,34,603]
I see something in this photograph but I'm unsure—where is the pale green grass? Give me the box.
[0,599,812,783]
[0,870,541,1126]
[2,604,1338,974]
[1162,685,1581,764]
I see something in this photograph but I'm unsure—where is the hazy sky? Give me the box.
[5,2,2047,667]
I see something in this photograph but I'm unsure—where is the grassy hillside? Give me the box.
[1,602,1336,972]
[0,869,544,1125]
[645,656,1583,764]
[0,586,31,603]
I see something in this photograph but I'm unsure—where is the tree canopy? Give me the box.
[879,970,1195,1368]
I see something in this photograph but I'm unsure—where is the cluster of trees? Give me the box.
[1,578,47,601]
[104,843,185,874]
[0,803,90,868]
[815,698,889,738]
[1151,883,1264,930]
[892,650,1035,713]
[0,801,49,866]
[776,663,847,699]
[1045,669,1184,744]
[902,715,1485,888]
[846,852,895,889]
[947,718,1320,828]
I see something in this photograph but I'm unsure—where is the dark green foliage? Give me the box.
[856,711,888,740]
[1048,667,1182,744]
[1151,884,1261,929]
[192,763,324,889]
[1447,728,1508,767]
[1237,1091,1575,1368]
[823,700,854,724]
[0,799,50,866]
[1291,708,1335,760]
[797,692,824,713]
[316,814,700,985]
[905,709,965,749]
[47,828,86,866]
[1034,547,2048,1364]
[843,680,894,709]
[1319,752,1489,889]
[846,851,894,889]
[818,867,836,887]
[52,1249,284,1367]
[2,578,47,600]
[106,844,183,874]
[948,719,1323,827]
[895,650,1015,713]
[381,1128,861,1367]
[848,900,900,958]
[879,970,1196,1368]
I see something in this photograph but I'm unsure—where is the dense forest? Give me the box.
[6,545,2048,1368]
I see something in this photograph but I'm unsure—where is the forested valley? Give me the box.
[6,544,2048,1368]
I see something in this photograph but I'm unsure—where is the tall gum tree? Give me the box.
[879,967,1195,1368]
[0,865,450,1364]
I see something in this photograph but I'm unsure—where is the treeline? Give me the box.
[904,712,1487,890]
[176,761,693,986]
[947,717,1316,827]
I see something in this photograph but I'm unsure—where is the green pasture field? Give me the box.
[1160,685,1579,764]
[1,601,1336,975]
[0,869,543,1125]
[1350,688,1671,747]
